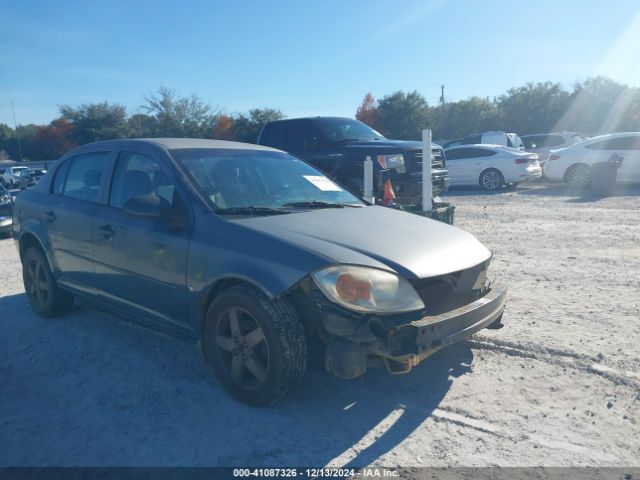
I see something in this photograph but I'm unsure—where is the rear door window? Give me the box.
[542,135,565,148]
[260,122,287,149]
[61,152,110,203]
[284,121,324,152]
[586,136,640,150]
[447,148,491,159]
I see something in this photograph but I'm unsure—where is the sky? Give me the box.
[1,0,640,126]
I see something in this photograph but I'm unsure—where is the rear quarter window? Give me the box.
[52,160,71,195]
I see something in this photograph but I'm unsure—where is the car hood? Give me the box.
[232,206,491,279]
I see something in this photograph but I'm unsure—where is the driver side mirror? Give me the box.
[123,194,189,228]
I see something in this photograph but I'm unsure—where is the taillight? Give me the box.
[548,154,561,161]
[515,158,530,165]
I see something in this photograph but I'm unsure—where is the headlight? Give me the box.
[376,154,406,173]
[311,265,425,314]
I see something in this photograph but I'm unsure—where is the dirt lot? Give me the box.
[1,182,639,467]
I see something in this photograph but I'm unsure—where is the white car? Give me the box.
[544,132,640,188]
[444,144,542,190]
[521,132,584,165]
[464,131,525,150]
[1,166,30,189]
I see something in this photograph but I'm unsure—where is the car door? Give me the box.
[465,147,498,182]
[446,148,483,184]
[585,136,640,182]
[92,148,191,329]
[46,150,113,292]
[609,136,640,183]
[442,148,465,185]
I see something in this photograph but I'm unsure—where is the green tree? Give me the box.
[60,102,130,144]
[142,86,215,137]
[432,96,500,139]
[0,124,16,159]
[559,77,640,134]
[232,108,285,143]
[496,81,571,134]
[127,113,157,137]
[376,90,431,140]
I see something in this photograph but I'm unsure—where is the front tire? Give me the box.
[479,168,504,191]
[202,285,307,406]
[22,247,74,317]
[565,163,591,189]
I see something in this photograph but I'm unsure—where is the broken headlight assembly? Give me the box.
[311,265,425,314]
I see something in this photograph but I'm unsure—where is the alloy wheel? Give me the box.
[566,165,591,189]
[481,170,502,190]
[214,306,270,389]
[25,256,49,309]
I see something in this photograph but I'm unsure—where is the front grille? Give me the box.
[410,262,489,316]
[407,148,445,173]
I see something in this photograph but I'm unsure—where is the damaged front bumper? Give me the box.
[313,283,508,379]
[373,283,507,373]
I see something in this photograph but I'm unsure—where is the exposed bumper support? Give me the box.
[324,283,508,378]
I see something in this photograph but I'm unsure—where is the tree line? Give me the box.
[356,77,640,141]
[1,77,639,161]
[0,86,285,161]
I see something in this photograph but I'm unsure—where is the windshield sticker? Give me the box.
[303,175,343,191]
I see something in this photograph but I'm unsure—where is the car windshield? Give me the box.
[314,118,385,143]
[171,148,364,214]
[13,167,29,176]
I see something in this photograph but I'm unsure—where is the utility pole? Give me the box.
[440,85,445,122]
[10,100,24,161]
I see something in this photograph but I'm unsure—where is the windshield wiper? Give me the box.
[332,138,361,145]
[282,201,363,209]
[216,206,290,216]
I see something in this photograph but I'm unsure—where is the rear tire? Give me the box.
[202,284,307,406]
[479,168,504,191]
[22,247,74,317]
[565,164,591,189]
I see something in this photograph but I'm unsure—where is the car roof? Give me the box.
[446,143,502,150]
[71,138,282,152]
[583,132,640,142]
[446,144,527,154]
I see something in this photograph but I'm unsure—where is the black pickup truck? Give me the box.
[257,117,449,205]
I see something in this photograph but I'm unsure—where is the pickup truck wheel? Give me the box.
[203,285,307,406]
[22,247,74,317]
[479,169,504,191]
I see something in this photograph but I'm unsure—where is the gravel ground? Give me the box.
[0,182,639,467]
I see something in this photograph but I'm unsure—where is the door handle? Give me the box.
[97,224,115,240]
[45,211,56,222]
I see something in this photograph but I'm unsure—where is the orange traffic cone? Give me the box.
[383,179,396,206]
